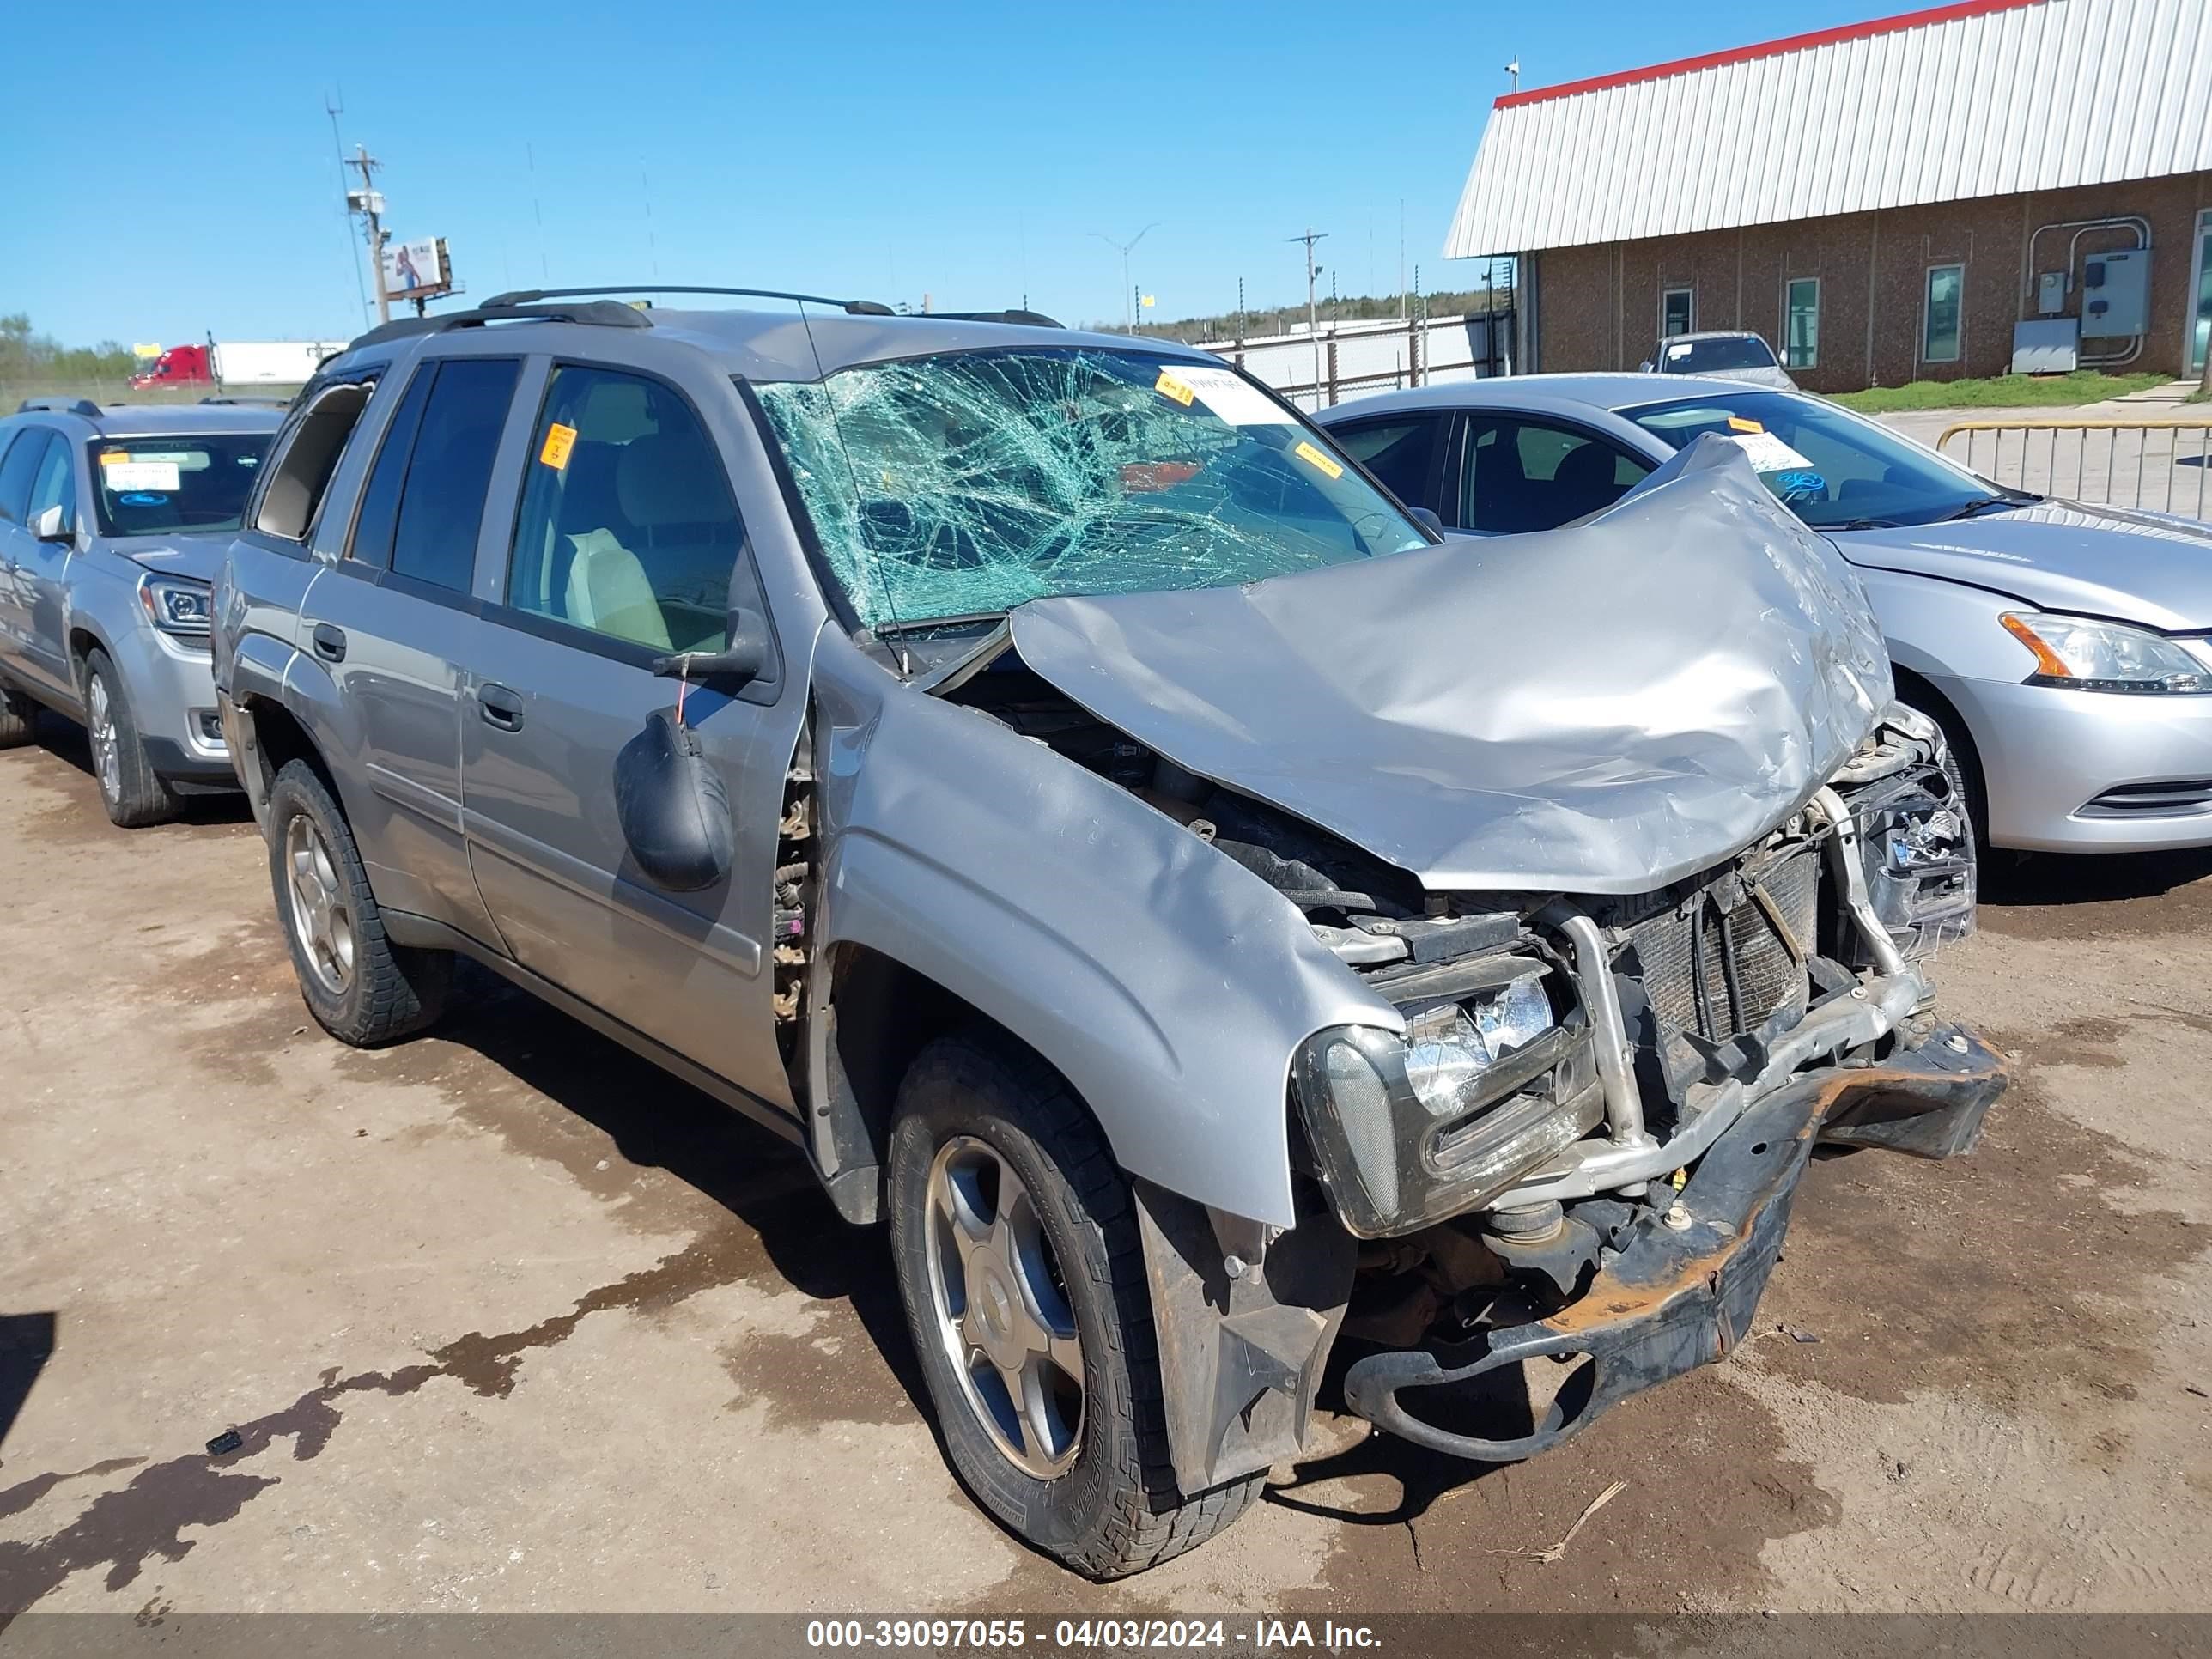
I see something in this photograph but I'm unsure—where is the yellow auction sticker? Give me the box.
[1154,368,1196,407]
[538,422,578,470]
[1727,416,1765,434]
[98,451,129,466]
[1292,440,1344,479]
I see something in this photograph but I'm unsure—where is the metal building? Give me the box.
[1446,0,2212,388]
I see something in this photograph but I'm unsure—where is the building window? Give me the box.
[1661,287,1695,337]
[1784,277,1820,369]
[1923,264,1964,364]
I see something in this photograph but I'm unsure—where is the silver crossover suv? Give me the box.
[213,289,2003,1577]
[0,398,280,823]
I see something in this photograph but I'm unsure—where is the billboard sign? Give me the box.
[381,237,450,301]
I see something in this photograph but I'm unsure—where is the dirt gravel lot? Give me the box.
[3,714,2209,1620]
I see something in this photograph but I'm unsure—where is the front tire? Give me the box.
[82,648,179,828]
[886,1031,1262,1578]
[265,758,451,1045]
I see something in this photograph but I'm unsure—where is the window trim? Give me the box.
[1922,263,1966,366]
[1783,276,1820,370]
[484,356,780,685]
[1660,286,1696,339]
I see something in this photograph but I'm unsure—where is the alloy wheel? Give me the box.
[924,1134,1085,1478]
[88,675,122,805]
[283,813,356,997]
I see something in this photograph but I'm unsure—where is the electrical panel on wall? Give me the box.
[2037,270,2068,314]
[2081,248,2150,338]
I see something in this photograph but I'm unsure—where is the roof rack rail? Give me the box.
[345,299,653,353]
[932,309,1064,328]
[483,284,896,317]
[15,398,103,417]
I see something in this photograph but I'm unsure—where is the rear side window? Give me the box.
[386,358,520,592]
[255,380,377,541]
[1333,417,1439,508]
[347,368,436,569]
[0,429,52,525]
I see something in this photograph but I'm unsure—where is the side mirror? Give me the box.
[1407,506,1444,538]
[1638,361,1655,374]
[652,605,772,689]
[31,504,70,543]
[613,708,734,892]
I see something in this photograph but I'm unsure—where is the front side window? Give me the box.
[0,429,52,525]
[384,357,520,592]
[1661,288,1695,337]
[88,434,268,537]
[754,348,1426,630]
[1784,278,1820,369]
[1333,416,1441,508]
[1923,264,1964,364]
[505,365,738,653]
[1627,389,2002,530]
[27,434,74,532]
[1457,417,1650,534]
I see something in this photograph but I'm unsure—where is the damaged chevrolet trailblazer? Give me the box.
[211,289,2005,1578]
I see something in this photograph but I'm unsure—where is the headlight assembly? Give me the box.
[140,575,212,638]
[1293,964,1604,1237]
[2000,611,2210,694]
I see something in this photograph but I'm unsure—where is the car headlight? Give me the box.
[140,575,212,638]
[2001,611,2211,694]
[1293,965,1603,1237]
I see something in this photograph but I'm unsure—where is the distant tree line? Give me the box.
[1086,285,1511,345]
[1,315,140,392]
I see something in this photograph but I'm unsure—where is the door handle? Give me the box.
[311,623,347,663]
[478,684,525,732]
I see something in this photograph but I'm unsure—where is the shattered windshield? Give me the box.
[753,347,1428,629]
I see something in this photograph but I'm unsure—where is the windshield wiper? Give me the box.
[1821,517,1900,531]
[1930,493,2038,523]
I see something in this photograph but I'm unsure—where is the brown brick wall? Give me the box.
[1528,172,2212,390]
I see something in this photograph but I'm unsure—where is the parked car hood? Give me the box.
[1006,436,1892,896]
[114,533,233,585]
[1830,502,2212,631]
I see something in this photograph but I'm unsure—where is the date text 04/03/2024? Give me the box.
[803,1620,1382,1650]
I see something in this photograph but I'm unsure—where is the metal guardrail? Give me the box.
[1936,417,2211,520]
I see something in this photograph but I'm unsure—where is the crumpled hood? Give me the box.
[112,532,233,585]
[1007,435,1893,896]
[1831,501,2212,632]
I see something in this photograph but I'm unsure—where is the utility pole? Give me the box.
[1092,225,1158,333]
[1290,228,1328,394]
[343,144,390,324]
[325,92,371,325]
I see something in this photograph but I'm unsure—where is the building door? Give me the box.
[2190,209,2211,377]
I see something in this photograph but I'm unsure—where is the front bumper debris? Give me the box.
[1340,1023,2008,1461]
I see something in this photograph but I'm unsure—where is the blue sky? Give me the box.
[1,0,1906,349]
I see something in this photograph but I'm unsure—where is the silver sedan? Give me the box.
[1317,374,2212,854]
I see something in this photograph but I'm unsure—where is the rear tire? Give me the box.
[82,649,179,828]
[886,1030,1262,1579]
[265,758,451,1045]
[0,687,34,749]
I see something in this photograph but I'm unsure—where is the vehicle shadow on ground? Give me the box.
[422,964,933,1420]
[1261,1352,1513,1524]
[24,713,254,827]
[1981,845,2212,907]
[0,1315,57,1454]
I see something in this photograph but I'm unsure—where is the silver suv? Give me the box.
[0,398,279,823]
[212,288,2004,1577]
